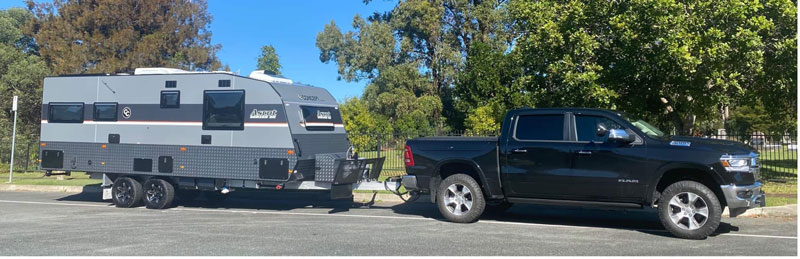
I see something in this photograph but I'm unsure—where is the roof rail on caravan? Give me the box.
[133,67,233,75]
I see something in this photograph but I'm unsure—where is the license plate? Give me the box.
[102,188,112,200]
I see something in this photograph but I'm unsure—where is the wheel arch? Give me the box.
[431,159,490,199]
[648,163,727,208]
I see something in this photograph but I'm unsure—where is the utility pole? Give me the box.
[8,96,17,183]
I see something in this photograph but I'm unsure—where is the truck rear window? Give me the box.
[514,115,564,141]
[48,103,84,123]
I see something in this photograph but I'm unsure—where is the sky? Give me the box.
[0,0,397,101]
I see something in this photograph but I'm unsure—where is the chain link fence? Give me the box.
[2,132,795,182]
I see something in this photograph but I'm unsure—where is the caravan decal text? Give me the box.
[250,109,278,119]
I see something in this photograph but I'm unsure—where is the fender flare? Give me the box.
[430,158,493,197]
[646,162,725,204]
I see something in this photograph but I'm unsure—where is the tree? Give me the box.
[0,8,49,135]
[339,97,392,151]
[256,44,282,75]
[317,0,508,132]
[25,0,221,75]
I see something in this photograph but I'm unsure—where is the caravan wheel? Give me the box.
[143,179,175,209]
[112,177,143,208]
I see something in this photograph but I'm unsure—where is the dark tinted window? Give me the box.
[300,106,335,131]
[49,103,84,123]
[93,103,117,121]
[160,91,180,108]
[575,115,622,142]
[515,115,564,141]
[203,90,245,130]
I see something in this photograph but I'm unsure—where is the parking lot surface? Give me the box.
[0,191,796,256]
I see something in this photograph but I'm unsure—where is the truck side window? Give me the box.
[48,103,84,123]
[515,115,564,141]
[575,115,621,142]
[160,91,180,108]
[93,103,117,121]
[203,90,245,130]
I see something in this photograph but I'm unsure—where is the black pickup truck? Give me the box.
[402,108,764,239]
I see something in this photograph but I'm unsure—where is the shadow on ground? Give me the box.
[55,189,742,239]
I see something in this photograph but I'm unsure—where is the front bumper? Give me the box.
[721,182,766,211]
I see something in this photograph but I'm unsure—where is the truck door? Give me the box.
[568,112,648,201]
[501,112,574,198]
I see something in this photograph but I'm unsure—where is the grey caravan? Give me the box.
[39,68,384,209]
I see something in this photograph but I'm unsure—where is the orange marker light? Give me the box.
[180,147,187,152]
[101,162,105,165]
[179,165,185,169]
[288,150,295,155]
[101,144,107,149]
[40,142,46,147]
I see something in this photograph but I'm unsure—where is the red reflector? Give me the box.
[404,145,415,167]
[275,184,283,190]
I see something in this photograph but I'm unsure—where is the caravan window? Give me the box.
[203,90,245,130]
[48,103,84,123]
[160,91,180,108]
[93,103,117,121]
[300,106,335,131]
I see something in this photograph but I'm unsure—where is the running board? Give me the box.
[506,197,642,209]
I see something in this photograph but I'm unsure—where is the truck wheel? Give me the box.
[437,174,486,223]
[142,179,175,209]
[658,180,722,239]
[112,177,143,208]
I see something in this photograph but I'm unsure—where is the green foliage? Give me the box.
[727,101,795,135]
[256,44,282,75]
[317,0,508,132]
[0,8,49,136]
[454,0,797,135]
[465,104,501,135]
[339,97,392,151]
[25,0,222,74]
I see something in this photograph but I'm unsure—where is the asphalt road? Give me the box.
[0,191,796,256]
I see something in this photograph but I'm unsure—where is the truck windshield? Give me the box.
[619,113,666,138]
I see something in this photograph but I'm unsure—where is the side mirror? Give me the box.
[596,123,608,137]
[608,129,635,143]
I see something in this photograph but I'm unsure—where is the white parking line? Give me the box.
[0,199,795,240]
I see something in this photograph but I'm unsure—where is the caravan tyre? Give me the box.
[112,177,143,208]
[143,179,175,209]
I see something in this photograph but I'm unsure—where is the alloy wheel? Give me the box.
[444,183,473,216]
[668,192,709,230]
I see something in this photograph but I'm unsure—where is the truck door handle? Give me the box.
[576,150,592,156]
[512,149,528,153]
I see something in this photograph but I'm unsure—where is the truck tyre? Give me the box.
[436,174,486,223]
[142,179,175,209]
[112,177,143,208]
[658,180,722,239]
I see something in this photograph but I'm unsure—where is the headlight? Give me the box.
[720,154,755,172]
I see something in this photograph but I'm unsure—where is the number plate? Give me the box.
[102,188,112,200]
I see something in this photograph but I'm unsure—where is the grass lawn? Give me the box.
[762,181,797,207]
[0,171,101,186]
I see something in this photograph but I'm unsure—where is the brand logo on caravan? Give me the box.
[122,107,132,119]
[316,110,332,120]
[250,109,278,119]
[298,94,320,101]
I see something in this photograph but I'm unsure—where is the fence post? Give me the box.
[24,141,31,172]
[376,134,381,159]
